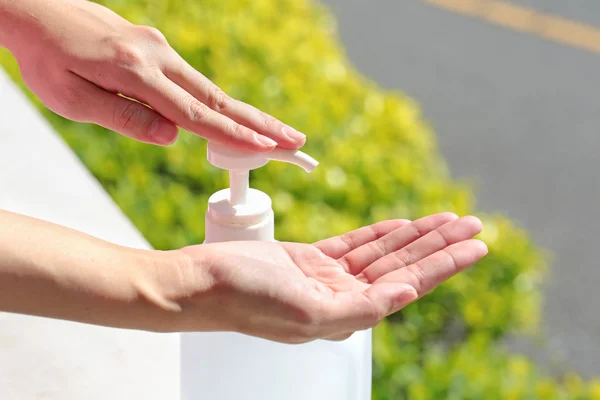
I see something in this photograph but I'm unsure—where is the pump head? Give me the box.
[207,141,319,205]
[203,141,319,243]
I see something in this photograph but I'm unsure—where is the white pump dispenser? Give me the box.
[180,142,372,400]
[204,141,318,243]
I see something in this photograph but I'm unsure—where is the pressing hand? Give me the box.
[0,0,305,150]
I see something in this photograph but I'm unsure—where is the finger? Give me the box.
[313,219,411,262]
[164,54,306,149]
[319,284,417,335]
[134,74,277,152]
[338,212,458,276]
[358,216,482,284]
[324,332,355,342]
[62,74,178,145]
[374,239,488,298]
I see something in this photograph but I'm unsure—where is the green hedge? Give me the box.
[2,0,598,398]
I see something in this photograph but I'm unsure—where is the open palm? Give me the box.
[181,212,486,343]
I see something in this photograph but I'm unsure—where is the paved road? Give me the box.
[320,0,600,378]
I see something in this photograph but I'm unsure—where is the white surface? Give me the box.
[0,68,179,399]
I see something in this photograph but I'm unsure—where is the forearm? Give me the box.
[0,210,186,332]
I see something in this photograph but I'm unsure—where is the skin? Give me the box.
[0,0,489,342]
[0,210,487,343]
[0,0,306,150]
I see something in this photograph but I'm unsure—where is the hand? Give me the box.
[0,0,305,150]
[0,210,486,339]
[171,213,487,343]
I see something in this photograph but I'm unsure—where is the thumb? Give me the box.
[367,283,418,317]
[323,283,417,334]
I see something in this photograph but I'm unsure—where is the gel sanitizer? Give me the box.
[180,141,372,400]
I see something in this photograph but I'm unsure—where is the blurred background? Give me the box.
[1,0,600,398]
[321,0,600,381]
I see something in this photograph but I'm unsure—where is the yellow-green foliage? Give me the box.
[1,0,596,398]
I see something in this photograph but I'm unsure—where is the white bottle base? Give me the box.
[180,329,372,400]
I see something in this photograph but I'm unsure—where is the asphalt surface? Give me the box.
[320,0,600,378]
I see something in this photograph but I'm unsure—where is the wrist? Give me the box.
[0,0,74,55]
[0,0,35,53]
[135,247,218,333]
[0,0,22,49]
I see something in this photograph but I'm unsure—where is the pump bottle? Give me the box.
[180,142,372,400]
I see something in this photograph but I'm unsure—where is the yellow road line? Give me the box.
[424,0,600,55]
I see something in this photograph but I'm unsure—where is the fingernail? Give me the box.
[149,119,177,145]
[255,135,277,148]
[282,126,306,144]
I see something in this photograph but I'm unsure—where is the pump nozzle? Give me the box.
[207,142,319,205]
